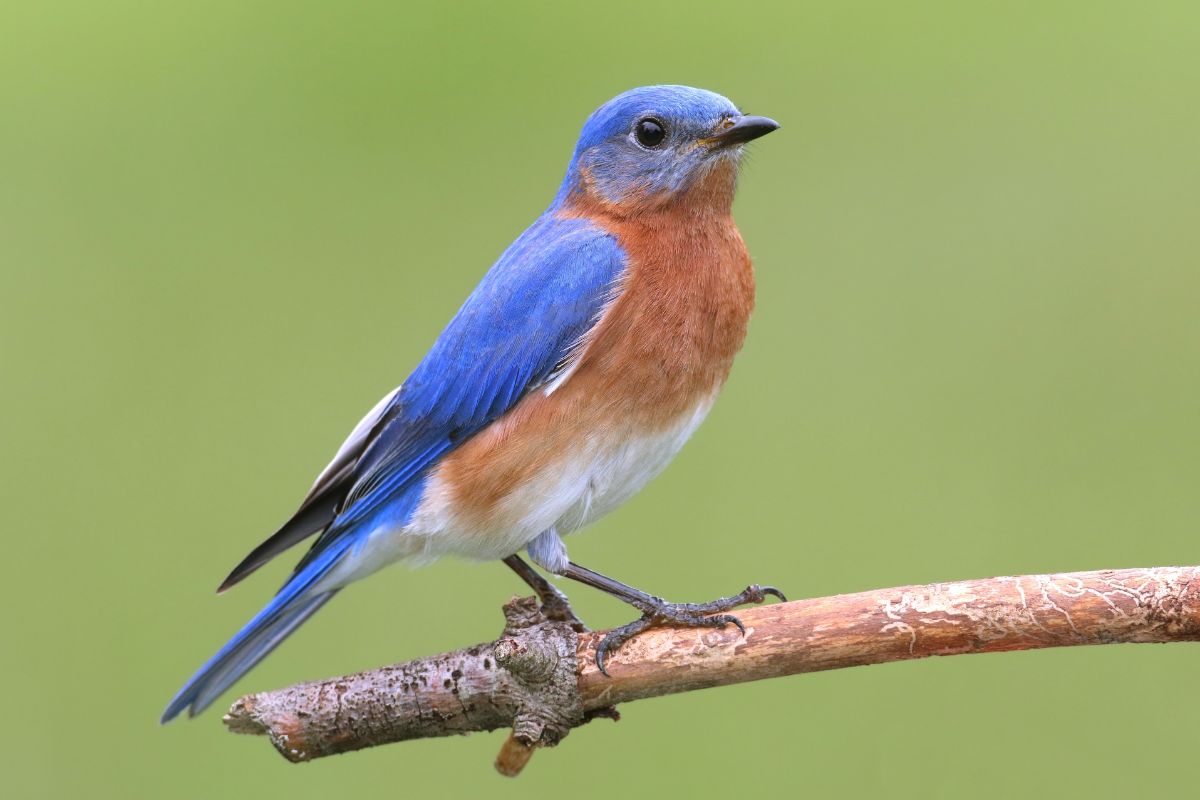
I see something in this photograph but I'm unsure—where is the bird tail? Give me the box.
[160,537,353,722]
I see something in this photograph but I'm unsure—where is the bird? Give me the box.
[162,85,781,722]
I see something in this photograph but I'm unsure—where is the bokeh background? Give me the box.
[3,1,1198,797]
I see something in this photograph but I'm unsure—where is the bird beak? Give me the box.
[702,115,781,149]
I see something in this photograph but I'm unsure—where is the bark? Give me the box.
[224,566,1200,774]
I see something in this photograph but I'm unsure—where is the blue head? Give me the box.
[557,85,778,213]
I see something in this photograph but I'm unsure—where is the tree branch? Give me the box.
[224,566,1200,774]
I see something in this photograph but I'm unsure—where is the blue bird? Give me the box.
[163,85,781,722]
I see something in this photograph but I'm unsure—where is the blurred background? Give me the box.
[3,1,1198,797]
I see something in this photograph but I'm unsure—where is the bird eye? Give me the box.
[634,117,666,148]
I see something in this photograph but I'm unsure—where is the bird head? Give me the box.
[558,85,778,215]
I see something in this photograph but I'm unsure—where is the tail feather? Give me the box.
[186,591,336,719]
[161,539,352,722]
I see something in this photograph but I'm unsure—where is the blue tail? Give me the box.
[161,538,353,722]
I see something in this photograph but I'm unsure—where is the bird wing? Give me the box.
[218,214,626,589]
[216,385,401,591]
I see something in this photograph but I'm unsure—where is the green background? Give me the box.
[3,1,1198,796]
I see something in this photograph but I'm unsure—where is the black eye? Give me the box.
[634,117,666,148]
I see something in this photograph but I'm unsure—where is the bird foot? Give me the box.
[534,582,589,633]
[595,584,786,675]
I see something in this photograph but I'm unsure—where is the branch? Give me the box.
[224,566,1200,774]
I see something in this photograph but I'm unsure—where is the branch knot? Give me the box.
[495,597,584,748]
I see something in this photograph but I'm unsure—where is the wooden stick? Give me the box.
[224,566,1200,774]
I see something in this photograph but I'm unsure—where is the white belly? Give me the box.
[545,394,716,536]
[412,393,716,561]
[312,394,716,590]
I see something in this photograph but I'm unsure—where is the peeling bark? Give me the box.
[224,566,1200,774]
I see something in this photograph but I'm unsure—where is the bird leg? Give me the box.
[560,561,786,675]
[502,554,587,632]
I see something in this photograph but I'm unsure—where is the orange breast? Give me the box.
[429,167,756,532]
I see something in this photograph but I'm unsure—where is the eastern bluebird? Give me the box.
[163,85,781,722]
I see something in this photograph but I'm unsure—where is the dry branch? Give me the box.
[224,566,1200,773]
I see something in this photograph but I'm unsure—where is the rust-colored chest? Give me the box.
[429,201,755,521]
[566,205,756,423]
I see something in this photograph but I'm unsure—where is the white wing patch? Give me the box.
[304,384,402,503]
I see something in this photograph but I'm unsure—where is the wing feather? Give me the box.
[219,214,627,587]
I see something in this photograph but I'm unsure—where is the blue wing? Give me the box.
[220,213,626,589]
[163,214,626,722]
[333,214,626,530]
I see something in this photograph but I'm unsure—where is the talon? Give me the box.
[595,617,652,676]
[595,642,612,676]
[595,630,622,676]
[590,582,786,677]
[761,585,787,603]
[721,614,747,636]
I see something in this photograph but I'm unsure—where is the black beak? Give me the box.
[704,114,780,148]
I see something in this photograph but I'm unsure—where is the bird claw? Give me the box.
[720,614,747,637]
[761,586,788,603]
[595,583,786,676]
